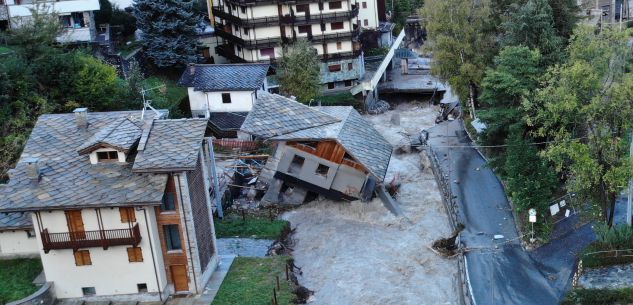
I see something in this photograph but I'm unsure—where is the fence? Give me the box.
[426,146,473,305]
[213,139,260,152]
[7,282,55,305]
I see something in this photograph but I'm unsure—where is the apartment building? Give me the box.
[0,109,219,302]
[211,0,365,93]
[0,0,100,42]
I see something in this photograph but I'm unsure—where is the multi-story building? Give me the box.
[0,0,100,43]
[210,0,365,93]
[357,0,386,29]
[0,108,219,302]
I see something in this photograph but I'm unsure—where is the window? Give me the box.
[260,47,275,58]
[97,151,118,162]
[320,23,326,31]
[71,12,85,28]
[120,207,136,223]
[344,80,352,87]
[243,28,249,35]
[318,2,323,10]
[161,192,176,211]
[298,25,311,34]
[348,63,353,70]
[364,19,369,26]
[328,64,341,72]
[26,230,35,238]
[329,1,342,9]
[296,4,309,13]
[362,1,367,8]
[60,15,72,28]
[82,287,96,296]
[237,46,242,52]
[221,93,232,104]
[336,42,342,50]
[316,164,329,177]
[288,155,305,174]
[327,82,335,89]
[127,247,144,262]
[240,6,247,14]
[234,25,239,32]
[74,250,92,266]
[331,22,344,30]
[164,225,182,251]
[137,283,148,293]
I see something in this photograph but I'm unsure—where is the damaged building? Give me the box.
[240,92,393,204]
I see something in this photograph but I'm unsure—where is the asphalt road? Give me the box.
[427,120,594,305]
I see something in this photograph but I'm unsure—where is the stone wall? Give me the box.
[7,282,55,305]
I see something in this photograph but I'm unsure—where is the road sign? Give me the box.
[529,208,537,223]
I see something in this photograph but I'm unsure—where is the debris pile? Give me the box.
[431,223,465,257]
[367,99,390,114]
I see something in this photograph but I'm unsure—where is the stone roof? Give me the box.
[132,119,209,173]
[241,93,393,180]
[0,212,32,230]
[209,112,248,131]
[0,111,169,212]
[76,117,143,154]
[240,92,341,138]
[178,63,269,92]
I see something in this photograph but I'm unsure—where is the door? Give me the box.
[171,265,189,292]
[65,210,85,239]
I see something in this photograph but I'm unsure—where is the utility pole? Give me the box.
[206,138,224,219]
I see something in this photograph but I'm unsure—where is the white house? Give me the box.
[178,63,270,138]
[0,108,219,302]
[0,212,39,258]
[0,0,101,43]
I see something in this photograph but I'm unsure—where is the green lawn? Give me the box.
[212,256,295,305]
[215,216,290,239]
[0,46,14,55]
[0,258,42,304]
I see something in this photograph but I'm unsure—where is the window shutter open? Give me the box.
[120,207,136,223]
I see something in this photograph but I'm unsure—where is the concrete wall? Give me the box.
[188,89,257,114]
[0,229,39,258]
[32,207,169,300]
[331,164,367,197]
[358,0,379,29]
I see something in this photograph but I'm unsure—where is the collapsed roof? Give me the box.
[241,92,393,180]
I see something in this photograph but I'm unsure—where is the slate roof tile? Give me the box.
[0,212,32,230]
[178,63,269,92]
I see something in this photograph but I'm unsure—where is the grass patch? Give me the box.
[316,92,362,110]
[0,258,42,304]
[581,242,633,268]
[141,76,188,118]
[215,216,290,239]
[0,45,14,55]
[212,256,295,305]
[563,288,633,305]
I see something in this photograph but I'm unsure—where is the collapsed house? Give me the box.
[240,92,393,204]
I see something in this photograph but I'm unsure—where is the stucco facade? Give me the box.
[0,229,38,258]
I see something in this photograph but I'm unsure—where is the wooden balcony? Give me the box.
[41,224,141,253]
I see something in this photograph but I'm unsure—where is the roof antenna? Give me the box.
[140,85,166,120]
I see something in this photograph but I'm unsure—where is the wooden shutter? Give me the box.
[127,247,143,262]
[74,250,91,266]
[120,207,136,223]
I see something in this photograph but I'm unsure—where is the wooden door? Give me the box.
[170,265,189,292]
[65,210,85,239]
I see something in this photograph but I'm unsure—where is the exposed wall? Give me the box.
[0,229,38,258]
[188,89,257,114]
[358,0,379,29]
[32,207,168,300]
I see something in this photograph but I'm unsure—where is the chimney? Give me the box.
[24,157,40,180]
[74,108,88,129]
[189,64,196,76]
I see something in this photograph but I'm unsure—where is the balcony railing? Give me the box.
[224,0,323,6]
[214,24,282,48]
[41,224,141,253]
[308,28,360,44]
[320,50,362,61]
[213,6,358,27]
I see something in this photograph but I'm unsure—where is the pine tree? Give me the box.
[133,0,201,68]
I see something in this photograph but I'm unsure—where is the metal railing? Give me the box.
[214,24,282,48]
[41,224,141,253]
[214,6,358,27]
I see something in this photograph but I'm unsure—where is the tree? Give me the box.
[94,0,113,26]
[527,26,633,226]
[501,0,564,65]
[420,0,496,116]
[478,46,543,169]
[277,39,322,103]
[2,3,61,61]
[547,0,579,39]
[133,0,201,68]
